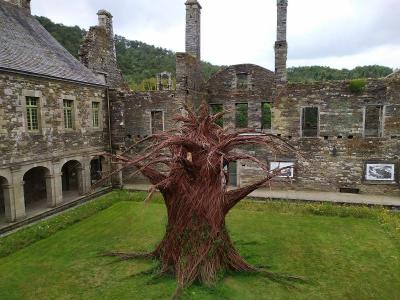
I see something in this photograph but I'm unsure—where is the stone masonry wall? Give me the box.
[237,78,400,196]
[275,0,288,85]
[185,0,201,60]
[79,10,125,90]
[121,90,177,183]
[206,64,275,130]
[120,52,205,183]
[0,71,108,166]
[176,52,204,109]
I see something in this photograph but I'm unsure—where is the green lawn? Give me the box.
[0,193,399,299]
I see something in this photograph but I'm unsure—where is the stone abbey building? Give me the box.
[0,0,399,223]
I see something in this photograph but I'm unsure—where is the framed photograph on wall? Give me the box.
[270,162,294,178]
[365,163,395,182]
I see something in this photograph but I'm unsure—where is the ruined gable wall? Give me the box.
[0,72,108,167]
[79,25,125,89]
[119,90,176,183]
[206,64,275,130]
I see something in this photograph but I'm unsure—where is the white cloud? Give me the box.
[31,0,400,69]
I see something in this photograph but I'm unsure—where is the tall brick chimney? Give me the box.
[3,0,31,14]
[185,0,201,61]
[275,0,288,85]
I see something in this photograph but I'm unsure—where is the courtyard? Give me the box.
[0,191,399,299]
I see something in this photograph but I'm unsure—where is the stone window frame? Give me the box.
[235,102,249,129]
[300,106,320,138]
[149,109,165,135]
[63,99,74,130]
[20,90,45,135]
[362,105,385,138]
[90,99,103,131]
[261,102,273,132]
[236,73,251,90]
[60,95,78,132]
[209,103,224,127]
[362,160,398,185]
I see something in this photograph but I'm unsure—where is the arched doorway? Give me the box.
[23,167,50,213]
[61,160,83,201]
[0,176,8,223]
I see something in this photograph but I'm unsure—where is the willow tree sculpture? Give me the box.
[104,102,295,294]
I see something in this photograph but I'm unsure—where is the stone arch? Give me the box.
[61,160,83,200]
[23,166,51,212]
[56,157,84,174]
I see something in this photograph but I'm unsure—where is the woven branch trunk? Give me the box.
[153,184,254,286]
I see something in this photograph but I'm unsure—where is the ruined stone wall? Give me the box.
[79,11,125,89]
[176,52,204,109]
[118,90,176,183]
[0,71,108,167]
[124,91,177,139]
[118,52,204,184]
[206,64,275,130]
[237,78,400,196]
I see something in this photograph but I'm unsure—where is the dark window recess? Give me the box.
[236,73,249,90]
[261,102,272,130]
[151,111,163,134]
[365,105,383,137]
[235,103,248,128]
[210,104,223,127]
[302,107,319,137]
[227,161,238,187]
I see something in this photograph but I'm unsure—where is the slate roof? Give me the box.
[0,1,104,86]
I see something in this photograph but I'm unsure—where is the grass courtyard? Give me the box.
[0,191,399,299]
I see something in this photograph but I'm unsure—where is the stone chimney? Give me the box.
[79,9,125,89]
[275,0,288,85]
[97,10,113,35]
[3,0,31,14]
[185,0,202,61]
[97,10,116,58]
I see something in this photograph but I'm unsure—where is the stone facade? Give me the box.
[0,71,110,221]
[0,0,111,223]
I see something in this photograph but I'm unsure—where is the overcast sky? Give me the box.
[31,0,400,70]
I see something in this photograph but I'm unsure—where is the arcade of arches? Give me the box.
[0,156,109,224]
